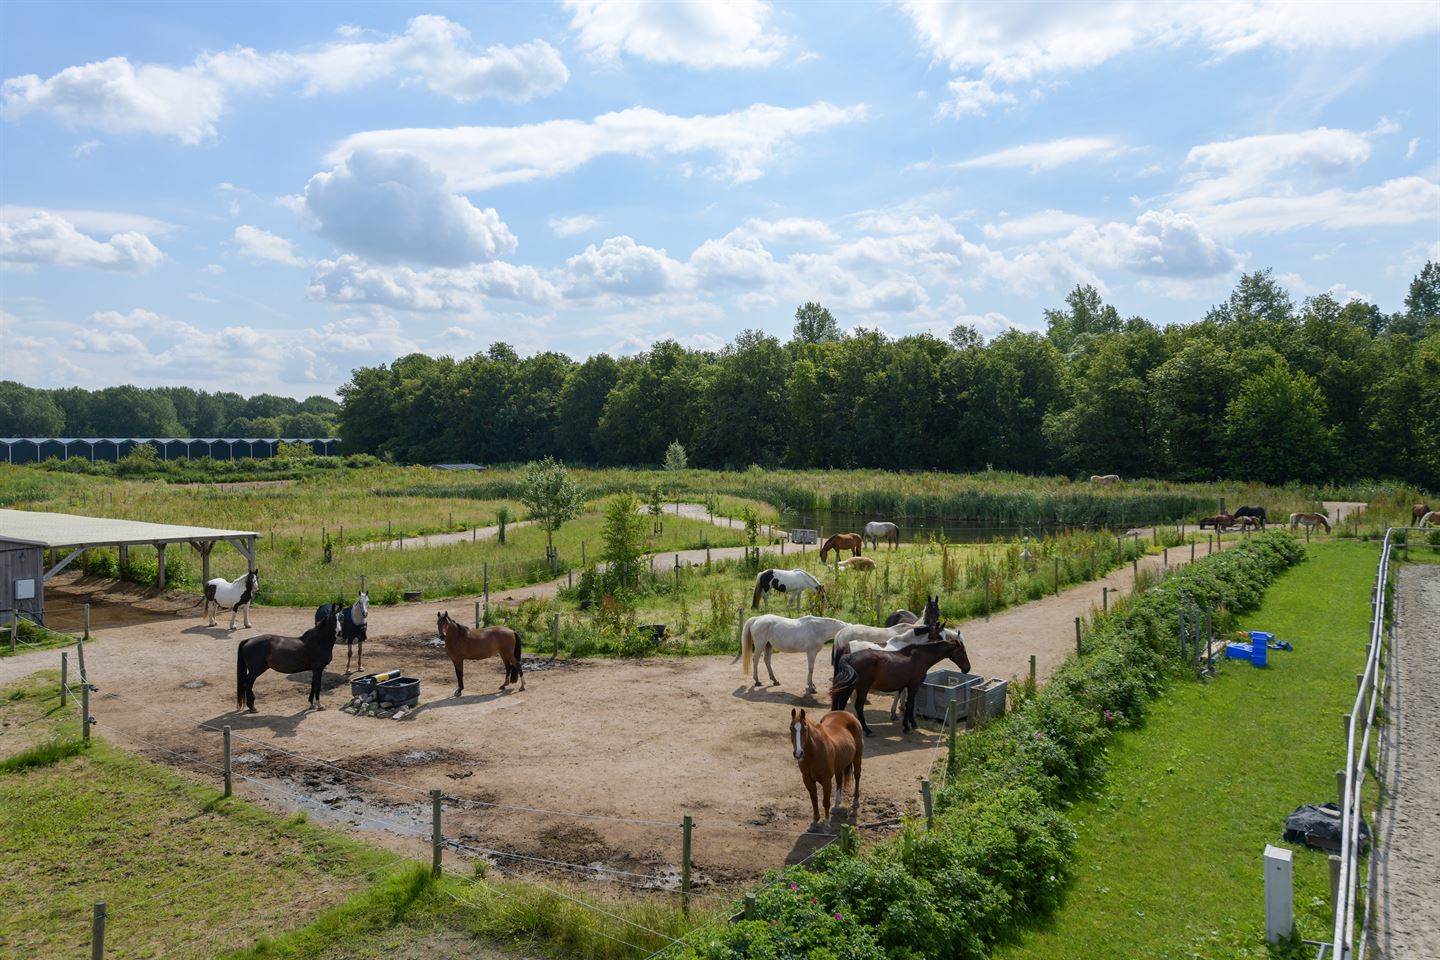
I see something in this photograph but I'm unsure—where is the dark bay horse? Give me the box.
[819,533,863,563]
[884,595,941,628]
[790,707,863,830]
[236,606,339,713]
[437,612,524,697]
[314,591,368,673]
[829,635,970,736]
[1233,505,1267,529]
[1412,503,1431,521]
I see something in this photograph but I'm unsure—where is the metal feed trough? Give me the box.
[914,670,1007,723]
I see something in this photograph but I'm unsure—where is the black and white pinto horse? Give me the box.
[206,570,258,630]
[752,569,826,610]
[1233,505,1267,529]
[314,591,368,672]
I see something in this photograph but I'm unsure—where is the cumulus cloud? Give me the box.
[1181,126,1376,204]
[740,217,837,243]
[690,230,780,288]
[329,102,867,190]
[566,0,790,68]
[562,236,691,297]
[548,215,601,238]
[1,16,568,143]
[983,209,1094,241]
[304,149,517,267]
[953,137,1127,172]
[307,254,559,310]
[938,77,1017,118]
[0,210,164,272]
[1191,176,1440,235]
[234,225,306,267]
[1066,209,1241,277]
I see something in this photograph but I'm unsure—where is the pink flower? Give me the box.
[788,883,798,891]
[835,912,843,920]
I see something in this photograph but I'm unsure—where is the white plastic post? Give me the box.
[1263,845,1293,944]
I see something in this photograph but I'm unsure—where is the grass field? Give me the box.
[992,540,1378,960]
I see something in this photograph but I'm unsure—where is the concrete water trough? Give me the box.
[914,670,1008,723]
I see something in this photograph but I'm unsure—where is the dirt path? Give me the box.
[1373,564,1440,959]
[355,519,535,552]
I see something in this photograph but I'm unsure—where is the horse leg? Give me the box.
[764,644,779,686]
[854,682,874,737]
[804,648,817,696]
[206,599,217,627]
[821,775,833,825]
[452,658,464,698]
[229,603,239,631]
[344,640,352,675]
[889,689,903,721]
[244,664,264,713]
[850,754,862,812]
[310,667,324,710]
[357,636,363,671]
[805,775,821,826]
[242,600,251,629]
[832,770,846,818]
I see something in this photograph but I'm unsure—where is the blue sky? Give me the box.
[2,0,1437,397]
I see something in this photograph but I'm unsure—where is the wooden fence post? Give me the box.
[75,638,87,681]
[223,725,232,798]
[1075,617,1082,656]
[983,575,990,620]
[1132,557,1138,581]
[1103,586,1109,612]
[83,603,90,640]
[1163,547,1169,569]
[745,893,757,920]
[483,563,489,613]
[474,601,481,628]
[921,779,933,830]
[552,614,560,659]
[1029,654,1036,688]
[91,902,106,960]
[1191,541,1195,562]
[431,789,443,877]
[681,815,693,913]
[61,652,68,706]
[1053,558,1060,595]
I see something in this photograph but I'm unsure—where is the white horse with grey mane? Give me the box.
[737,614,848,694]
[863,521,900,550]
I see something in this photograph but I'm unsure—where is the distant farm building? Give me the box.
[0,437,339,464]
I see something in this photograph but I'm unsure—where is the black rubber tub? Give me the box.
[351,670,399,699]
[376,676,420,707]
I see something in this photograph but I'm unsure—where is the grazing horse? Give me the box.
[738,615,848,694]
[314,592,368,673]
[752,569,826,610]
[790,708,863,830]
[1412,503,1431,521]
[1289,512,1331,533]
[236,606,339,713]
[1234,505,1267,529]
[1198,514,1235,531]
[819,533,864,563]
[1090,474,1120,485]
[838,556,875,572]
[436,612,524,697]
[863,521,900,550]
[206,570,258,629]
[884,595,941,629]
[830,635,970,736]
[1420,511,1440,528]
[1233,516,1261,531]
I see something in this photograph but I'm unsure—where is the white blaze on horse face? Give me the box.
[793,721,804,760]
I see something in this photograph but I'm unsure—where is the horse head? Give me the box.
[437,611,452,636]
[353,592,369,625]
[923,595,940,625]
[790,707,809,761]
[946,628,971,674]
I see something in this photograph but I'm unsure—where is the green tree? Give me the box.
[664,440,688,471]
[601,491,649,592]
[1044,285,1121,356]
[0,381,65,434]
[556,354,619,464]
[519,457,585,560]
[1224,361,1333,484]
[792,301,841,345]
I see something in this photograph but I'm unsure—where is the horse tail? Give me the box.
[751,571,767,610]
[832,634,846,674]
[740,618,754,674]
[235,639,247,709]
[510,629,523,682]
[829,655,857,709]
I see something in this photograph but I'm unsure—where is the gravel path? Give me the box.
[1373,563,1440,959]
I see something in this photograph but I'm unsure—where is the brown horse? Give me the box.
[1413,503,1431,521]
[790,707,863,830]
[829,634,969,736]
[436,612,525,697]
[236,606,339,713]
[1198,514,1234,530]
[1289,512,1331,533]
[819,533,863,563]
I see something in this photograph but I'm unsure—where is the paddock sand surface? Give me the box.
[0,503,1363,891]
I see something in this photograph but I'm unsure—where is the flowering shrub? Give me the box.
[679,532,1304,959]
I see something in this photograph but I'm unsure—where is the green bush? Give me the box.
[678,532,1305,959]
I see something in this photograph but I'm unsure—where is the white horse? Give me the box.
[205,570,258,629]
[833,621,960,720]
[752,569,826,610]
[864,521,900,550]
[1419,511,1440,528]
[737,615,848,694]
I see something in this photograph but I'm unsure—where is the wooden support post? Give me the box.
[398,533,404,551]
[61,652,68,707]
[1163,547,1169,569]
[1075,617,1082,656]
[581,541,586,565]
[745,893,757,920]
[81,680,91,743]
[921,779,933,830]
[1208,534,1213,555]
[1103,586,1109,612]
[1191,541,1195,562]
[1329,854,1342,923]
[360,575,366,593]
[483,563,489,613]
[552,614,560,658]
[983,575,990,620]
[681,815,693,913]
[474,601,481,628]
[223,725,232,798]
[946,700,957,759]
[1342,714,1351,744]
[1053,558,1060,595]
[83,603,90,640]
[1336,769,1346,807]
[568,568,573,589]
[1132,557,1138,580]
[431,789,443,877]
[674,554,681,590]
[1029,654,1036,688]
[156,543,166,589]
[91,902,106,960]
[76,638,87,681]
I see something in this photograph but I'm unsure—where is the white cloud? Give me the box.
[1,16,568,143]
[983,209,1094,241]
[0,204,176,236]
[1191,176,1440,235]
[548,215,601,237]
[329,101,868,190]
[1180,127,1375,205]
[1064,209,1241,278]
[1406,137,1420,160]
[740,217,837,243]
[562,236,692,297]
[308,255,559,310]
[566,0,790,68]
[72,139,100,158]
[304,149,517,267]
[234,225,306,267]
[0,210,164,272]
[953,137,1126,171]
[938,77,1017,118]
[689,230,780,288]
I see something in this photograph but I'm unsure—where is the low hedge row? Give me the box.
[681,531,1305,960]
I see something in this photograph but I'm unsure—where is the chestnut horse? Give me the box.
[436,612,524,697]
[819,533,863,563]
[1413,503,1431,521]
[1289,512,1331,533]
[830,635,970,736]
[790,707,863,830]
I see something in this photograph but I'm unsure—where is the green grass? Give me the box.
[0,617,81,658]
[992,540,1377,960]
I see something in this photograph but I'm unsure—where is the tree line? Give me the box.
[336,266,1440,489]
[0,384,340,439]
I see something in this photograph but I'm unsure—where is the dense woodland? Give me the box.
[336,267,1440,488]
[3,266,1437,488]
[0,383,340,439]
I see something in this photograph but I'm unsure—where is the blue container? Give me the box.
[1226,642,1253,660]
[1249,631,1271,667]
